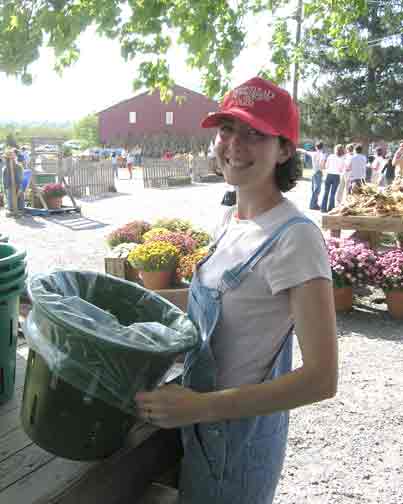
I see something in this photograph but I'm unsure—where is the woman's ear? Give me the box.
[278,138,294,164]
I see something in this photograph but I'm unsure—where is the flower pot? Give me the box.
[140,270,173,290]
[46,196,63,209]
[385,290,403,319]
[333,286,353,312]
[125,264,141,283]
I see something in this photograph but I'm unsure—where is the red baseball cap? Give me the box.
[201,77,299,146]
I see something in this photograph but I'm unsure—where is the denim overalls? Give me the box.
[179,216,312,504]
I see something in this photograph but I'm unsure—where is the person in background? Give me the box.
[381,155,395,186]
[392,140,403,178]
[321,144,344,213]
[111,152,118,178]
[21,146,30,169]
[135,76,338,504]
[133,145,142,166]
[2,150,24,212]
[371,147,385,184]
[298,142,326,210]
[126,151,134,179]
[366,155,374,183]
[336,143,353,205]
[346,144,367,192]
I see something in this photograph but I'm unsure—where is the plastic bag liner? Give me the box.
[25,271,200,415]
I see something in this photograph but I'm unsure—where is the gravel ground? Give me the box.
[1,173,402,503]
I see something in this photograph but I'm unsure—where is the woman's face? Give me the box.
[214,117,291,189]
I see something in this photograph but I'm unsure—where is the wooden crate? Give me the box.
[104,256,127,279]
[154,287,189,312]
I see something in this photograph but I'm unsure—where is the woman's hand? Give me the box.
[135,384,208,429]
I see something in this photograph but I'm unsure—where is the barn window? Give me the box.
[166,111,174,125]
[129,112,137,124]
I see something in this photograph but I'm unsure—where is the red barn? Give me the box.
[98,84,219,149]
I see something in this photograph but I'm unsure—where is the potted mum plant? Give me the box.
[325,238,379,312]
[42,183,67,209]
[177,247,209,285]
[127,241,180,290]
[144,230,197,257]
[376,248,403,319]
[106,220,151,248]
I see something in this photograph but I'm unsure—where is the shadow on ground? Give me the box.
[337,301,403,343]
[48,214,109,231]
[8,215,47,229]
[76,191,133,203]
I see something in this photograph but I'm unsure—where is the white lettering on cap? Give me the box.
[231,86,276,107]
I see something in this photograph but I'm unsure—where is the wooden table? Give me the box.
[0,339,182,504]
[322,214,403,248]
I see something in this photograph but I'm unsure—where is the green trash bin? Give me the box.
[21,271,200,461]
[0,284,26,404]
[0,244,26,274]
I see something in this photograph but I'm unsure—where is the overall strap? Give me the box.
[196,209,233,269]
[219,216,313,292]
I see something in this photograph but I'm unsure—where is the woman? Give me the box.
[136,77,338,504]
[337,142,354,204]
[321,144,344,213]
[371,147,385,184]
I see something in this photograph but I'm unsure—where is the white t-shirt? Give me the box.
[199,199,332,389]
[326,154,344,175]
[309,151,326,173]
[350,153,367,181]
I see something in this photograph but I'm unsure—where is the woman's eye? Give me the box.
[219,125,233,134]
[247,128,265,138]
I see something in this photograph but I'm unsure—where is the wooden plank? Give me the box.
[322,214,403,232]
[0,443,55,492]
[0,407,23,439]
[0,427,32,463]
[0,423,157,504]
[42,426,181,504]
[104,257,126,279]
[0,454,92,504]
[0,387,24,418]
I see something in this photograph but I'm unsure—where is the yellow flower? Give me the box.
[127,241,180,272]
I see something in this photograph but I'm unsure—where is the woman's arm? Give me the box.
[136,278,338,428]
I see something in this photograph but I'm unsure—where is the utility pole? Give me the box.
[292,0,303,102]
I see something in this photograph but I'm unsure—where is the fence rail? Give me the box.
[66,159,115,198]
[143,158,191,188]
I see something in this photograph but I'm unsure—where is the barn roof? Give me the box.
[97,84,217,115]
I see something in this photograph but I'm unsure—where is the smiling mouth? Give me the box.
[225,158,254,169]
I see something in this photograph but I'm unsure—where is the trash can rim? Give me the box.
[28,270,197,354]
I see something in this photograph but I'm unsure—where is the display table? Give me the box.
[0,340,183,504]
[322,214,403,248]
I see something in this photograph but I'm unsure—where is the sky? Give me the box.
[0,11,290,123]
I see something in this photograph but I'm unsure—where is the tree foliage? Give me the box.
[300,0,403,143]
[0,0,372,99]
[0,123,73,145]
[73,113,99,147]
[1,0,402,143]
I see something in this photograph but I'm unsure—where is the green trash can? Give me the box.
[21,271,200,461]
[0,244,26,273]
[0,260,26,282]
[0,285,26,404]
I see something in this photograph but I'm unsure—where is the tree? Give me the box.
[299,1,403,145]
[0,1,369,98]
[73,114,100,148]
